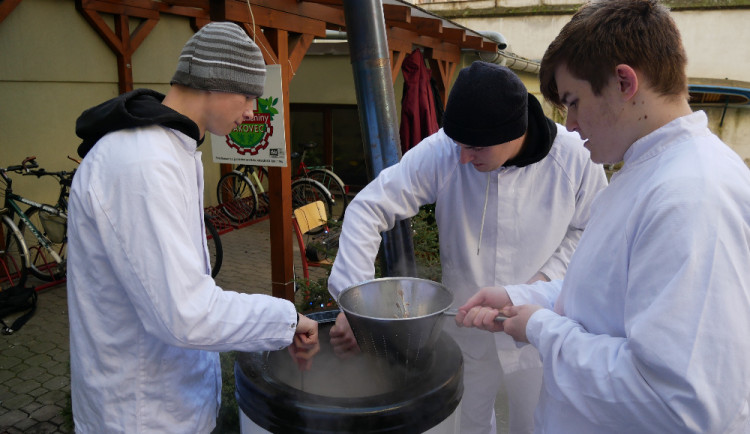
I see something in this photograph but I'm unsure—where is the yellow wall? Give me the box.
[0,0,366,206]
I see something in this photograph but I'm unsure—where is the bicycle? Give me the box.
[216,165,269,222]
[291,141,349,222]
[204,214,223,278]
[1,157,67,291]
[29,156,224,279]
[16,158,78,283]
[217,164,334,225]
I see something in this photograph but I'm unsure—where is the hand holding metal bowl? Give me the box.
[454,286,513,334]
[336,277,454,367]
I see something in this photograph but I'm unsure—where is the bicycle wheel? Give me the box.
[204,215,223,278]
[217,171,258,223]
[1,215,29,291]
[291,178,334,235]
[17,206,66,281]
[307,169,348,222]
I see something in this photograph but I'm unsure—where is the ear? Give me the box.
[615,64,638,101]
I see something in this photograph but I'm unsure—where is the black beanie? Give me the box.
[442,61,528,147]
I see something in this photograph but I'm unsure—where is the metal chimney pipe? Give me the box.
[342,0,417,278]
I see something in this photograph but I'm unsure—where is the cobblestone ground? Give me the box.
[0,282,72,434]
[0,218,322,433]
[0,218,510,433]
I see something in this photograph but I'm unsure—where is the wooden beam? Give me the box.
[0,0,23,25]
[387,35,411,84]
[78,0,159,18]
[427,57,457,108]
[383,3,409,23]
[241,23,279,65]
[289,33,315,72]
[224,1,327,38]
[249,0,346,28]
[390,49,408,85]
[388,26,463,62]
[265,27,296,302]
[76,2,160,94]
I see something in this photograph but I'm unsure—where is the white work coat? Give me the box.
[328,126,607,431]
[507,112,750,433]
[67,126,298,433]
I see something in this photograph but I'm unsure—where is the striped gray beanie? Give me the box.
[171,22,266,97]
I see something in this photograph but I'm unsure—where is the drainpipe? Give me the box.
[342,0,417,278]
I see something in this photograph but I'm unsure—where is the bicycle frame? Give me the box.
[4,193,65,266]
[235,165,267,195]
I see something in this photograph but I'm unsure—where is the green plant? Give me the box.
[213,351,240,434]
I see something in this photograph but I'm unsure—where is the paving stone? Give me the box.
[9,380,41,395]
[1,393,33,410]
[28,404,62,422]
[0,409,29,428]
[37,390,66,406]
[0,355,22,370]
[0,221,305,431]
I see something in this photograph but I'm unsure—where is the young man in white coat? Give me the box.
[457,1,750,432]
[67,22,319,433]
[327,61,608,433]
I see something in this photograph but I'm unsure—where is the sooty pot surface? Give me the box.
[235,310,463,433]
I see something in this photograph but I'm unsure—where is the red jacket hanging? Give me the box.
[399,49,439,155]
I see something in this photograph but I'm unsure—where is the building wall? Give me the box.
[0,0,367,205]
[415,0,750,164]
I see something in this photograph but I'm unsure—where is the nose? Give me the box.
[565,112,578,133]
[242,99,256,120]
[459,147,474,164]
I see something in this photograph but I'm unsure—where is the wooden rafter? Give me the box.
[54,0,497,303]
[0,0,23,24]
[76,1,159,94]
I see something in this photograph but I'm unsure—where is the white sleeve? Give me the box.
[505,279,562,310]
[525,178,750,432]
[327,136,449,299]
[91,156,297,352]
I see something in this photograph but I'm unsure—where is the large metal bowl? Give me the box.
[337,277,454,367]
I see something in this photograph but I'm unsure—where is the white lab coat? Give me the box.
[67,126,298,433]
[329,126,607,433]
[506,112,750,433]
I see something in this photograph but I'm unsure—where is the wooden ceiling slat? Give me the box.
[411,16,442,35]
[223,1,327,38]
[442,26,466,43]
[161,0,206,6]
[80,0,160,18]
[388,26,463,62]
[245,0,346,28]
[383,4,410,23]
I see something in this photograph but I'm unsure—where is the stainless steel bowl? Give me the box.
[337,277,454,367]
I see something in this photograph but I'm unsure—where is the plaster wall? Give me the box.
[448,9,750,81]
[423,1,750,161]
[0,0,362,205]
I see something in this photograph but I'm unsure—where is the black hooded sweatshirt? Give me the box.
[503,93,558,168]
[76,89,202,159]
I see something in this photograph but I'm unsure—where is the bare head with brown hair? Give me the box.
[540,0,688,109]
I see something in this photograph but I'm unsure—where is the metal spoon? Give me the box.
[443,308,507,322]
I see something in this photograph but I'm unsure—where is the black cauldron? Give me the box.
[234,310,463,433]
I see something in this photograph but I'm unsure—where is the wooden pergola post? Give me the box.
[41,0,495,305]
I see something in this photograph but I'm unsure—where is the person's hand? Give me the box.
[329,312,360,359]
[288,314,320,371]
[500,304,543,343]
[455,286,512,333]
